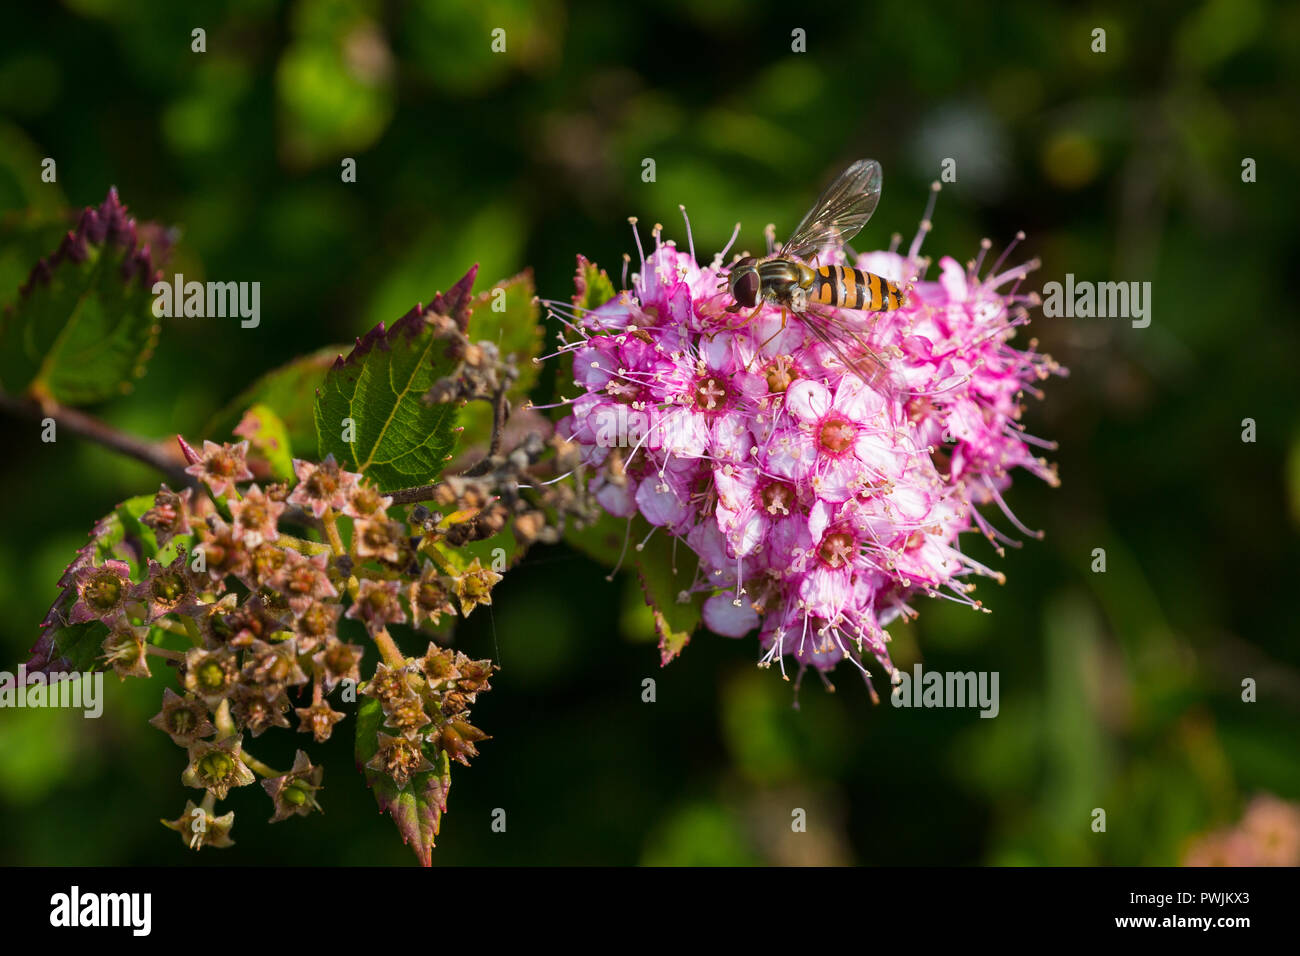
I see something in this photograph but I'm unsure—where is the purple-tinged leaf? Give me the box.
[0,189,173,404]
[355,696,453,866]
[314,267,478,490]
[26,493,196,679]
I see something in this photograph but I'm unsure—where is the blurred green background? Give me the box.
[1,0,1298,865]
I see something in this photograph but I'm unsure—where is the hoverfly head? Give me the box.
[726,256,761,309]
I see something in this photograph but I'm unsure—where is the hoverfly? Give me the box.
[720,159,906,391]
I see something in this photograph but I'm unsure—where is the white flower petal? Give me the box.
[784,380,831,423]
[703,593,759,638]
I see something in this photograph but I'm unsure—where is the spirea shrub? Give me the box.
[2,180,1059,864]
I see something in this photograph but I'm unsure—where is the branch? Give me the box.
[386,483,442,506]
[0,392,194,487]
[462,386,510,478]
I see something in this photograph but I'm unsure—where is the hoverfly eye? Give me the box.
[733,270,760,308]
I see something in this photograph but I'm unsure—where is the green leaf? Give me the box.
[455,269,544,455]
[203,345,343,452]
[549,255,618,407]
[636,529,704,665]
[88,508,130,565]
[564,513,703,665]
[232,403,295,482]
[0,189,168,404]
[572,254,616,314]
[112,492,195,567]
[467,269,542,396]
[315,267,477,491]
[434,530,521,576]
[0,211,73,313]
[27,621,110,675]
[355,694,385,762]
[355,696,453,867]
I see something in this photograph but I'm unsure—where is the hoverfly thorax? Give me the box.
[711,159,907,397]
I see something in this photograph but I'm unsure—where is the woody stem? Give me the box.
[0,393,193,487]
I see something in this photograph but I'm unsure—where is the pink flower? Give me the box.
[228,484,285,548]
[69,560,134,626]
[277,551,339,616]
[345,578,407,634]
[287,455,359,518]
[778,376,911,504]
[548,189,1062,691]
[140,485,193,548]
[131,555,206,621]
[183,440,253,498]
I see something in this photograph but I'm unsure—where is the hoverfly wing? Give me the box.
[780,159,883,263]
[797,305,898,398]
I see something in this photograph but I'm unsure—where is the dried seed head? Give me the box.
[182,735,256,799]
[295,700,346,743]
[161,800,235,851]
[262,750,324,823]
[367,732,434,788]
[149,687,216,745]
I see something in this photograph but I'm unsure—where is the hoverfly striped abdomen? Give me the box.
[807,265,906,312]
[718,159,906,391]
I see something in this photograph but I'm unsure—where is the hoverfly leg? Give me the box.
[744,307,790,371]
[726,301,764,332]
[725,302,776,372]
[757,306,789,352]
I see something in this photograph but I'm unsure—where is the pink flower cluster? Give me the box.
[551,188,1062,694]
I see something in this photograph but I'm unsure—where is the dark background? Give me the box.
[0,0,1297,865]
